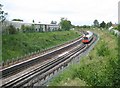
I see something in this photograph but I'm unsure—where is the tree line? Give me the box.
[94,19,120,31]
[93,19,113,28]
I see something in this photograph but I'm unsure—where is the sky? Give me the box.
[1,0,120,25]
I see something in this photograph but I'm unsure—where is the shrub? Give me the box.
[97,41,110,56]
[2,31,80,61]
[6,25,17,34]
[118,24,120,31]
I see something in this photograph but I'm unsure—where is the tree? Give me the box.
[12,19,23,22]
[80,25,90,28]
[31,24,35,32]
[75,25,80,29]
[32,20,35,23]
[1,4,8,34]
[100,21,106,28]
[31,20,35,32]
[93,19,99,27]
[0,4,8,23]
[21,25,26,32]
[59,18,72,31]
[106,22,112,28]
[51,21,57,24]
[6,25,17,34]
[118,24,120,31]
[21,25,35,33]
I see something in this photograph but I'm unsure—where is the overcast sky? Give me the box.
[1,0,119,25]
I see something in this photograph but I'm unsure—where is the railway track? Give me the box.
[2,43,86,87]
[1,35,83,79]
[1,32,98,87]
[2,35,83,69]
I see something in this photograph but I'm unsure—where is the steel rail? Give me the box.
[2,43,86,88]
[1,36,83,79]
[2,33,98,88]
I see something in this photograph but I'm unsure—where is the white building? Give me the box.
[2,21,60,33]
[34,23,60,32]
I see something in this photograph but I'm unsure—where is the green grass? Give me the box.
[2,30,80,61]
[50,64,87,86]
[49,28,119,86]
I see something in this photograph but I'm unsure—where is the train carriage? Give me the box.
[82,31,93,44]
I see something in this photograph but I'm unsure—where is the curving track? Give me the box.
[1,35,83,79]
[1,32,98,87]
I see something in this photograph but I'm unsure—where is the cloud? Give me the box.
[1,0,119,25]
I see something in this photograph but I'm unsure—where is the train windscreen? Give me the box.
[83,37,88,40]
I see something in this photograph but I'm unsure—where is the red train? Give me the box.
[82,31,93,44]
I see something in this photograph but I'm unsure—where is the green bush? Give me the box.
[2,31,80,61]
[6,25,17,34]
[118,24,120,31]
[97,41,110,56]
[49,29,119,86]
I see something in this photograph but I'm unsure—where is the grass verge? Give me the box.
[49,28,119,86]
[2,30,80,61]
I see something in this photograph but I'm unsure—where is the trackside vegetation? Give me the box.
[2,30,80,61]
[49,28,120,86]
